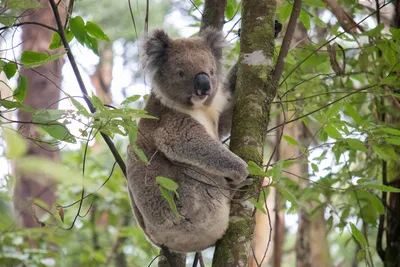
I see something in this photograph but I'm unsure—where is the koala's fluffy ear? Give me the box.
[142,29,170,77]
[200,28,226,60]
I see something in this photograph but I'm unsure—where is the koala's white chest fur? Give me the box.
[153,85,229,139]
[183,88,229,139]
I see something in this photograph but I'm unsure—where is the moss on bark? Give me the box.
[211,1,277,266]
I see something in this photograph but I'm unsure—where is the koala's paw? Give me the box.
[236,176,254,188]
[227,160,249,185]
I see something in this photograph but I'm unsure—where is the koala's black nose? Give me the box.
[194,73,211,96]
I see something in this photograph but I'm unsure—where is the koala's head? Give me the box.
[142,28,225,109]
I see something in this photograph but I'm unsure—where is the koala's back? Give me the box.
[126,95,231,252]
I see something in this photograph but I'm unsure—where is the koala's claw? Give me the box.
[231,177,253,189]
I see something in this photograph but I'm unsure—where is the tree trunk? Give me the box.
[381,5,400,266]
[295,122,332,267]
[91,42,113,105]
[212,1,277,266]
[13,1,65,228]
[199,0,227,33]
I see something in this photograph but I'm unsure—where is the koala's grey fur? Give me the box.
[126,28,250,253]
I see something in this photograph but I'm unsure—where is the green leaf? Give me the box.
[249,198,266,214]
[363,23,384,37]
[41,123,76,143]
[157,177,181,219]
[0,99,25,109]
[314,16,327,28]
[386,137,400,146]
[32,109,66,123]
[49,31,74,50]
[346,138,367,152]
[272,161,283,181]
[20,50,66,68]
[159,186,181,220]
[372,145,396,161]
[7,0,43,9]
[279,2,293,22]
[156,177,179,193]
[3,127,27,159]
[345,104,362,125]
[325,124,342,139]
[358,191,384,214]
[350,222,368,246]
[132,145,148,163]
[3,62,18,79]
[85,35,99,55]
[357,249,366,262]
[247,161,267,176]
[363,183,400,193]
[285,53,296,65]
[14,75,28,102]
[326,103,342,118]
[299,9,311,30]
[380,127,400,136]
[283,135,299,146]
[90,95,106,111]
[303,0,325,7]
[225,3,235,20]
[85,21,110,42]
[311,163,319,172]
[70,16,87,45]
[121,95,141,105]
[273,183,298,205]
[69,95,90,116]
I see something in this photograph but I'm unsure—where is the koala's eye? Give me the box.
[210,69,214,76]
[177,69,185,77]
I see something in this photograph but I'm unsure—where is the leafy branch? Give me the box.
[48,0,127,177]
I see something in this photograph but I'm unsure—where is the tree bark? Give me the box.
[212,1,277,266]
[91,42,113,105]
[380,6,400,266]
[199,0,227,33]
[13,1,65,228]
[295,122,332,267]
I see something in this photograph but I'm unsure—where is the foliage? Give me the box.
[0,0,400,266]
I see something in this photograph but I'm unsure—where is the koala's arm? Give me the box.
[218,62,237,139]
[153,113,248,183]
[218,21,282,139]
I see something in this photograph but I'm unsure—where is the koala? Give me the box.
[126,28,250,253]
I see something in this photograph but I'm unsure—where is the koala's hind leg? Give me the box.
[127,188,146,231]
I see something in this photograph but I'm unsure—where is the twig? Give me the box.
[273,0,302,82]
[144,0,149,36]
[48,0,127,177]
[64,0,74,29]
[0,21,58,32]
[267,83,379,133]
[188,0,203,16]
[127,0,138,39]
[192,252,200,267]
[280,0,393,86]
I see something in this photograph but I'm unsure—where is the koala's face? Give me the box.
[143,28,225,109]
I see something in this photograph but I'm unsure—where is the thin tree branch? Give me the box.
[322,0,364,33]
[0,21,58,32]
[273,0,302,82]
[267,83,379,133]
[48,0,127,177]
[280,0,393,86]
